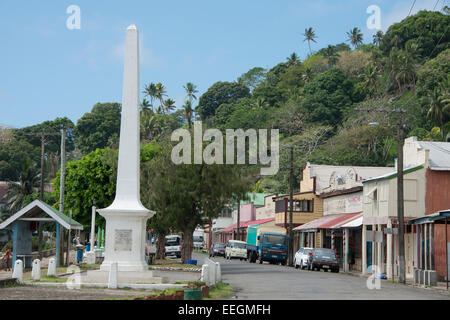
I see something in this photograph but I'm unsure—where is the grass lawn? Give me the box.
[204,282,234,300]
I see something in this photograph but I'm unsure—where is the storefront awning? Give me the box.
[218,218,275,233]
[293,213,361,232]
[337,213,363,228]
[409,209,450,225]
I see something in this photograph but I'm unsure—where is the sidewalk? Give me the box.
[344,269,450,296]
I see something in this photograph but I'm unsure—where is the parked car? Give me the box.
[294,247,313,269]
[225,240,247,260]
[209,242,226,257]
[307,248,339,272]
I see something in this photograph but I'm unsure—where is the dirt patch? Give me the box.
[0,285,154,300]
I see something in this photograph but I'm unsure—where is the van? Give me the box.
[225,240,247,260]
[165,235,181,258]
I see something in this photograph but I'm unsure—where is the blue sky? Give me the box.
[0,0,444,128]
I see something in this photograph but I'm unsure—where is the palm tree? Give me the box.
[140,98,152,116]
[183,82,198,102]
[143,82,157,111]
[2,158,40,216]
[303,27,317,56]
[155,83,167,114]
[427,87,450,141]
[373,30,384,46]
[323,45,339,66]
[347,27,363,49]
[303,67,313,83]
[360,63,379,95]
[286,52,300,66]
[163,98,176,114]
[183,100,194,129]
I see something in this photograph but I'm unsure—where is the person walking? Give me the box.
[4,247,11,272]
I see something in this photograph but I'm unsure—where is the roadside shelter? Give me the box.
[0,200,83,268]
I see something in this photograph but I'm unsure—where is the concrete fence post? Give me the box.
[108,262,118,289]
[31,259,41,281]
[12,260,23,283]
[47,258,56,276]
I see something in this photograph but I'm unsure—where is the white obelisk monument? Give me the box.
[98,25,155,272]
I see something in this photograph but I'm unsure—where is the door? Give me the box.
[367,241,373,273]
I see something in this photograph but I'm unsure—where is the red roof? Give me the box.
[219,218,275,233]
[294,213,362,231]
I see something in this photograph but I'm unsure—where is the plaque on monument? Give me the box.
[114,229,132,251]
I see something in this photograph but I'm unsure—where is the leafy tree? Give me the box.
[417,49,450,98]
[145,135,252,263]
[322,45,339,66]
[301,68,357,127]
[75,103,121,155]
[302,54,328,75]
[183,100,194,129]
[347,27,364,49]
[303,27,317,55]
[53,148,116,227]
[196,81,250,119]
[237,67,266,92]
[380,10,450,60]
[426,87,450,141]
[336,50,372,78]
[0,139,39,180]
[2,158,40,215]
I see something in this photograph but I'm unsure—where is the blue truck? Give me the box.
[246,225,289,265]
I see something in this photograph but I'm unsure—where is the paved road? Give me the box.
[198,254,450,300]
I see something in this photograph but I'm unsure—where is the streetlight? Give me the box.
[362,110,406,283]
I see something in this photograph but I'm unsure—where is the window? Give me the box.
[289,200,313,212]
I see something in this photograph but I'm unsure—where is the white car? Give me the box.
[225,240,247,260]
[294,247,313,269]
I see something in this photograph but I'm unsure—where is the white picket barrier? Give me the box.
[203,258,221,286]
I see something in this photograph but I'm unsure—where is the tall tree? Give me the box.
[2,158,40,215]
[347,27,364,49]
[75,103,121,155]
[183,82,198,102]
[303,27,317,56]
[286,52,300,66]
[155,83,167,114]
[163,98,176,114]
[183,100,194,129]
[143,83,157,112]
[373,30,384,46]
[427,87,450,141]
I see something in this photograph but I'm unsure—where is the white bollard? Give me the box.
[201,264,209,284]
[215,262,221,283]
[85,251,95,265]
[47,258,56,276]
[12,260,23,283]
[108,262,118,289]
[31,259,41,281]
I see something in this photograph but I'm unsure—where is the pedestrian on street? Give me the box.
[3,247,11,271]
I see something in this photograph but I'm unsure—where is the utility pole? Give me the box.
[396,111,406,284]
[356,107,407,283]
[288,146,294,267]
[38,132,45,259]
[59,127,66,266]
[66,209,72,265]
[236,199,240,241]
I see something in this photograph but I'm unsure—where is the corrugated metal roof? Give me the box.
[294,213,360,231]
[219,218,275,233]
[418,141,450,170]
